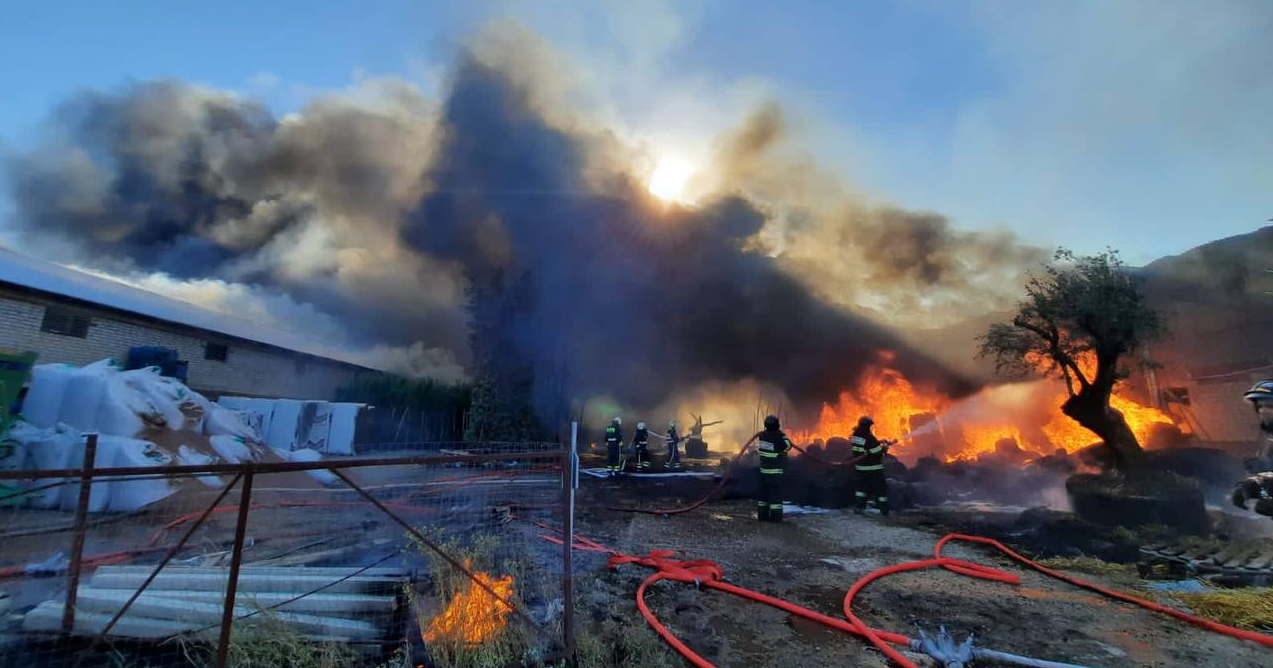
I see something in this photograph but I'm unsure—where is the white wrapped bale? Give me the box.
[22,363,76,428]
[13,422,81,508]
[327,403,360,456]
[107,437,175,510]
[123,367,188,430]
[57,360,114,432]
[287,448,338,486]
[177,445,224,488]
[205,405,258,441]
[265,399,303,451]
[209,435,252,464]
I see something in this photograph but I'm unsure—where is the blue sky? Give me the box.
[2,0,1269,263]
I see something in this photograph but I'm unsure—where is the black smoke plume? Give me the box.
[1,44,1034,425]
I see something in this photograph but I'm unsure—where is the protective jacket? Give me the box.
[851,425,886,471]
[757,428,793,474]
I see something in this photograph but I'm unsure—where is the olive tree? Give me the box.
[980,249,1163,471]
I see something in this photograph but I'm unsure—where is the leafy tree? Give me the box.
[980,249,1164,471]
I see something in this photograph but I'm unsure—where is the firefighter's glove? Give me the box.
[1232,472,1273,514]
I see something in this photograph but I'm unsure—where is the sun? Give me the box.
[647,156,692,202]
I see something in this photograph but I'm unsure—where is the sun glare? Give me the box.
[648,156,691,202]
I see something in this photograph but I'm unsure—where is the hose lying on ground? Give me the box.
[541,524,1273,668]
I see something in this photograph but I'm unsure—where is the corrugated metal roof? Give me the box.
[0,247,380,371]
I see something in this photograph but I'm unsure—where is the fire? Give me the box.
[802,349,1182,462]
[958,425,1026,461]
[423,560,516,645]
[797,351,949,445]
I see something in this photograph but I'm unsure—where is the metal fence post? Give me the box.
[62,432,98,633]
[217,468,255,668]
[562,425,576,657]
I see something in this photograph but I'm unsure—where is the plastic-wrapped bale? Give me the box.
[22,363,76,428]
[205,405,259,441]
[287,448,338,486]
[209,435,253,464]
[246,398,275,443]
[12,422,81,508]
[296,402,332,452]
[95,371,163,437]
[266,400,303,451]
[327,403,360,456]
[57,360,115,432]
[107,437,175,510]
[124,367,189,430]
[60,435,120,513]
[177,445,224,488]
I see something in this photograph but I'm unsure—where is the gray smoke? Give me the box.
[1,41,1048,422]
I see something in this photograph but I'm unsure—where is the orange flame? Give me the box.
[796,351,950,445]
[423,560,516,645]
[802,349,1180,462]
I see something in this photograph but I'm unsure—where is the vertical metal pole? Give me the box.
[63,432,98,633]
[562,425,577,656]
[216,469,254,668]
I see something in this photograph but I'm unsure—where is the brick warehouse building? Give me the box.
[0,248,379,400]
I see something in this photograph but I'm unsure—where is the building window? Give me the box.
[204,343,229,362]
[40,307,91,338]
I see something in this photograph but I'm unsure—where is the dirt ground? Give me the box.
[570,475,1270,668]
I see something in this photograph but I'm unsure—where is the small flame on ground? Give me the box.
[423,559,516,645]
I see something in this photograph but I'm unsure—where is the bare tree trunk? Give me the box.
[1062,386,1144,472]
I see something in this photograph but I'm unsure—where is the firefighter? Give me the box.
[755,415,793,522]
[851,416,896,516]
[604,417,623,477]
[1232,380,1273,519]
[632,421,652,471]
[665,420,683,469]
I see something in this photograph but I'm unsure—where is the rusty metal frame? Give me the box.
[216,469,254,668]
[0,449,564,480]
[327,467,556,642]
[5,445,573,662]
[62,432,98,633]
[96,472,244,637]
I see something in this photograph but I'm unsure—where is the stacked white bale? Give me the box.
[266,399,303,451]
[22,364,75,428]
[326,403,361,456]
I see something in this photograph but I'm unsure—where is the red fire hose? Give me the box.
[540,525,1273,668]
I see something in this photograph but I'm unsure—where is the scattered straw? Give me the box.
[1036,555,1136,577]
[1170,587,1273,631]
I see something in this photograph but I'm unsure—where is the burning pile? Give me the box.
[423,561,516,645]
[798,350,1180,462]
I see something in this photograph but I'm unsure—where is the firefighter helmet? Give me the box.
[1244,381,1273,406]
[858,415,875,427]
[613,416,622,425]
[637,421,646,429]
[763,415,780,430]
[669,420,677,428]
